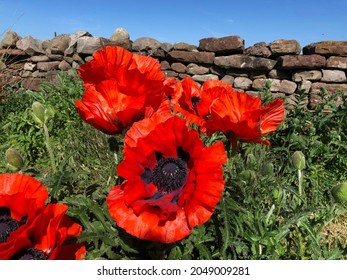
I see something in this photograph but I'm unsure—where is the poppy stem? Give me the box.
[43,123,57,173]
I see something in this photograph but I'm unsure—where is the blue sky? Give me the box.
[0,0,346,48]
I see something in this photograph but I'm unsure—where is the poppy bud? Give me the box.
[246,153,257,170]
[32,101,46,125]
[264,162,274,176]
[291,151,306,170]
[5,148,24,171]
[332,182,347,203]
[239,170,255,182]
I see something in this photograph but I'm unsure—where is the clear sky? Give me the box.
[1,0,346,48]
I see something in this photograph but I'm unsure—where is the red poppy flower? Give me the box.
[0,174,85,260]
[171,77,204,126]
[162,77,178,99]
[0,174,48,259]
[78,46,165,93]
[9,204,86,260]
[172,78,284,147]
[76,46,170,134]
[202,88,284,146]
[106,116,226,243]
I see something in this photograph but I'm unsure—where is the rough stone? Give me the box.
[31,55,50,63]
[21,70,32,78]
[65,31,91,56]
[249,71,267,79]
[150,48,166,58]
[161,42,173,52]
[63,56,74,64]
[327,56,347,69]
[279,54,326,69]
[132,37,162,52]
[110,27,130,42]
[179,73,190,79]
[292,70,322,82]
[199,36,244,55]
[168,51,215,64]
[221,75,234,86]
[310,82,347,95]
[0,49,27,57]
[298,80,312,93]
[163,70,178,78]
[303,41,347,56]
[72,53,84,63]
[76,36,103,54]
[192,74,219,83]
[84,56,93,62]
[21,78,44,91]
[233,77,252,90]
[253,78,281,91]
[269,39,301,56]
[1,31,22,48]
[321,70,346,83]
[214,55,277,70]
[46,49,64,61]
[72,61,80,69]
[58,60,71,71]
[244,42,271,58]
[280,80,297,94]
[209,65,226,76]
[187,63,209,75]
[268,69,291,79]
[23,62,36,71]
[48,34,70,55]
[160,61,170,70]
[173,42,197,51]
[41,40,50,51]
[252,78,296,93]
[16,36,45,56]
[36,61,60,71]
[101,38,132,51]
[171,62,186,73]
[32,70,47,78]
[226,69,249,77]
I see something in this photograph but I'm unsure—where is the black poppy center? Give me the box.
[152,157,188,192]
[17,248,48,260]
[191,96,200,111]
[0,208,19,243]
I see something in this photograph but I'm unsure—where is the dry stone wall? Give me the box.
[1,28,347,108]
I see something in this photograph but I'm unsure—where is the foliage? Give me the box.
[1,74,346,259]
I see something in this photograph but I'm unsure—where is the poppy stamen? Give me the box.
[17,248,48,260]
[0,208,19,243]
[191,96,201,115]
[152,157,188,193]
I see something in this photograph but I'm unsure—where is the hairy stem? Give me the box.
[43,123,56,173]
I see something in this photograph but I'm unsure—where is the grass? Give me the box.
[0,72,346,259]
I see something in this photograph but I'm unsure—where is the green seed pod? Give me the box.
[291,151,306,170]
[332,182,347,203]
[264,162,274,176]
[246,153,257,170]
[32,101,46,125]
[239,170,255,182]
[5,148,24,171]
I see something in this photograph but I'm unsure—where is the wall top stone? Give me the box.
[303,41,347,57]
[132,37,162,52]
[199,35,244,55]
[269,39,301,56]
